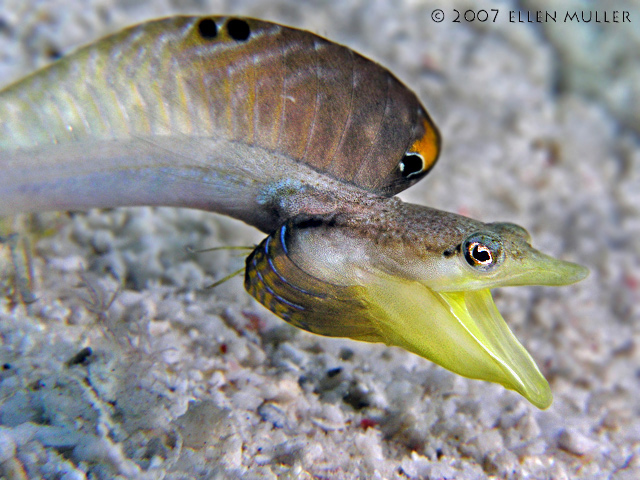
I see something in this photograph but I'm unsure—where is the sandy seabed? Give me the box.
[0,0,639,478]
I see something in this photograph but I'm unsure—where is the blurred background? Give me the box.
[0,0,638,478]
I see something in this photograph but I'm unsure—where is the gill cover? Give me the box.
[245,219,587,410]
[244,223,378,341]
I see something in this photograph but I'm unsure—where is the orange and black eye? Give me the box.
[462,233,503,272]
[399,112,441,179]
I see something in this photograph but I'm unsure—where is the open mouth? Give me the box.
[364,279,553,409]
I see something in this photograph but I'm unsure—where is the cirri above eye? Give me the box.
[462,233,503,272]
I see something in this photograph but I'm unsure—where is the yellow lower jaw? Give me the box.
[365,278,552,409]
[245,230,552,408]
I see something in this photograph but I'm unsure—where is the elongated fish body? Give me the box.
[0,16,587,409]
[0,16,439,232]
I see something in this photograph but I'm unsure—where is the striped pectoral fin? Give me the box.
[244,227,381,342]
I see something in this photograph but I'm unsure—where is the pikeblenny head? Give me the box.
[245,200,588,409]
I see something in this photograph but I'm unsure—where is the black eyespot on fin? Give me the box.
[399,153,425,178]
[197,18,218,39]
[227,18,251,41]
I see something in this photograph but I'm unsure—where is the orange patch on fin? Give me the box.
[408,118,440,174]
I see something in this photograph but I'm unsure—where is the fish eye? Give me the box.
[462,233,503,272]
[466,242,493,265]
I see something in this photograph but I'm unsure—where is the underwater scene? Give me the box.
[0,0,638,478]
